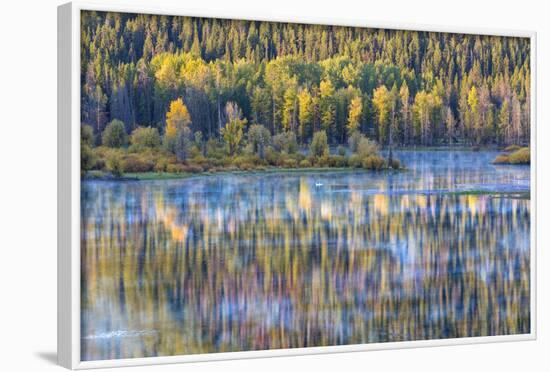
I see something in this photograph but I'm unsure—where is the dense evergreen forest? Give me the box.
[81,11,530,153]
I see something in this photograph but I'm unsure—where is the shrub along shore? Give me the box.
[81,108,403,180]
[492,145,530,165]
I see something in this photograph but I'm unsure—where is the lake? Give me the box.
[80,150,531,361]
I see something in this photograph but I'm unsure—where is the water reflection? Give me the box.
[81,151,530,360]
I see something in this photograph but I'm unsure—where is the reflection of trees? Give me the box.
[81,176,530,360]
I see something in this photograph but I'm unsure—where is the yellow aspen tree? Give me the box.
[347,96,363,135]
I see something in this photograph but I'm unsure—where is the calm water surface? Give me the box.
[81,150,530,360]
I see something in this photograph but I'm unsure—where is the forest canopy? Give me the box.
[81,11,531,149]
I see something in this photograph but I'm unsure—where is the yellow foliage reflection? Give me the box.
[81,172,530,361]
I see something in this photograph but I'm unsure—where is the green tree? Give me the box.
[272,131,298,154]
[175,126,193,161]
[81,124,95,147]
[194,131,205,154]
[81,124,95,172]
[248,124,271,159]
[319,80,336,141]
[130,127,161,149]
[251,86,272,129]
[221,119,246,156]
[357,136,379,158]
[309,130,329,158]
[282,85,298,132]
[105,151,123,177]
[348,130,362,153]
[298,88,313,142]
[102,119,128,148]
[221,102,247,155]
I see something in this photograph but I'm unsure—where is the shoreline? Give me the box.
[83,146,530,182]
[84,166,406,181]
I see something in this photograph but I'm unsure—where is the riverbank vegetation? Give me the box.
[81,111,398,178]
[493,146,530,165]
[80,11,531,177]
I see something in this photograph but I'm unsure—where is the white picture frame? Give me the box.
[58,1,537,369]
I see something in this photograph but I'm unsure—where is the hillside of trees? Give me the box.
[81,11,531,156]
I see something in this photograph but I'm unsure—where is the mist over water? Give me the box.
[80,150,530,361]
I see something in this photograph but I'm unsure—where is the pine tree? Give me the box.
[319,80,336,141]
[82,63,108,134]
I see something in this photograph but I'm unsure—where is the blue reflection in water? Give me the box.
[81,150,530,360]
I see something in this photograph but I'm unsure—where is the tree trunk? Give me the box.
[388,113,394,165]
[217,95,222,136]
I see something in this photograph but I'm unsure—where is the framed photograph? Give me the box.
[58,1,536,369]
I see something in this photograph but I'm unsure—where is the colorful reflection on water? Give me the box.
[81,151,530,361]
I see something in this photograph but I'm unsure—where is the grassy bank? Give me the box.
[493,146,530,165]
[85,166,405,181]
[82,128,405,181]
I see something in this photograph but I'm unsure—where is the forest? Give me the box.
[79,11,532,361]
[80,11,531,176]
